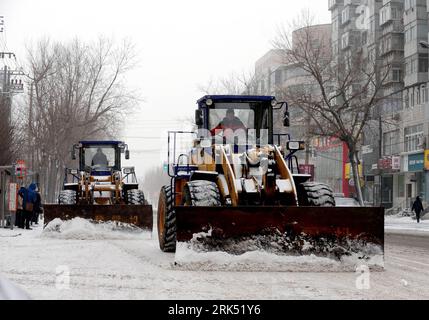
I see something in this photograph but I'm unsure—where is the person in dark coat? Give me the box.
[210,109,247,136]
[412,196,424,224]
[15,191,24,229]
[91,148,108,168]
[18,184,37,230]
[32,185,42,225]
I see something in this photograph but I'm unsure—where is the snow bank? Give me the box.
[41,218,151,240]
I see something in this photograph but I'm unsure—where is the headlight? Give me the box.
[123,167,134,174]
[287,141,306,151]
[206,99,213,106]
[271,99,278,107]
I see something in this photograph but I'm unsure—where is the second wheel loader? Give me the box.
[44,141,153,230]
[157,96,384,262]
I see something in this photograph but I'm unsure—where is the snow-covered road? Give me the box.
[1,216,429,300]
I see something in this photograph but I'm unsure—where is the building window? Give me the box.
[341,33,349,49]
[421,85,428,103]
[384,130,400,156]
[404,124,424,152]
[405,0,416,11]
[341,8,350,25]
[404,90,410,109]
[417,87,421,105]
[419,56,428,73]
[392,68,402,82]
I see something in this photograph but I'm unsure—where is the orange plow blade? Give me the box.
[43,204,153,231]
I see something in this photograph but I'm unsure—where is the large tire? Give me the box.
[183,181,222,206]
[58,190,76,205]
[157,186,176,253]
[127,189,145,205]
[297,182,336,207]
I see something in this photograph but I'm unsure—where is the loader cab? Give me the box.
[196,95,283,145]
[76,141,127,176]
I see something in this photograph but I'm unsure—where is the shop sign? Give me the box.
[392,157,401,171]
[378,157,392,170]
[425,150,429,171]
[362,145,373,155]
[378,156,401,171]
[345,163,363,180]
[8,183,18,212]
[408,153,424,172]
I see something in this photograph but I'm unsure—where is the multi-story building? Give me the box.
[329,0,429,209]
[254,1,429,207]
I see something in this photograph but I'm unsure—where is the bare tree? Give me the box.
[274,12,389,205]
[0,94,26,166]
[21,37,139,202]
[0,96,13,165]
[198,70,260,96]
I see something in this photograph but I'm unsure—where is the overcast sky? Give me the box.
[0,0,330,176]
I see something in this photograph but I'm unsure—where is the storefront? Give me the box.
[403,153,425,208]
[378,156,401,209]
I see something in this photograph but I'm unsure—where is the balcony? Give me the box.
[329,0,343,10]
[379,34,405,57]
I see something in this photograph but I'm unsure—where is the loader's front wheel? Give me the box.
[157,185,176,253]
[297,182,336,207]
[183,181,222,206]
[127,189,146,205]
[58,190,76,205]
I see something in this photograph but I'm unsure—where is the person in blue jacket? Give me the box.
[18,184,37,230]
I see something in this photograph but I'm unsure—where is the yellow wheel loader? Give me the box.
[44,141,153,230]
[157,96,384,260]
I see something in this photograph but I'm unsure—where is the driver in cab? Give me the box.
[91,148,109,168]
[210,109,246,137]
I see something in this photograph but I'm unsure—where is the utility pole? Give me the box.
[29,82,34,170]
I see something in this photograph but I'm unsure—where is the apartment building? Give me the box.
[329,0,429,210]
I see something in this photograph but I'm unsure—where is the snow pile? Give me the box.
[41,218,151,240]
[174,230,384,272]
[175,243,384,272]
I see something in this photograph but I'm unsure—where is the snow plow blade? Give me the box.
[175,206,384,255]
[43,205,153,230]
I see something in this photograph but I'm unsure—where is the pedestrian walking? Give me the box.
[412,196,424,224]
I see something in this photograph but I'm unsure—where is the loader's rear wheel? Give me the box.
[127,189,146,205]
[183,181,222,206]
[58,190,76,205]
[297,182,336,207]
[157,185,176,253]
